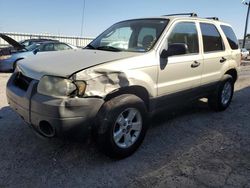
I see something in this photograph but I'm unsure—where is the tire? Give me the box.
[95,94,148,159]
[208,74,234,111]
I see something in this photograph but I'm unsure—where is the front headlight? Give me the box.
[37,75,86,97]
[0,55,11,60]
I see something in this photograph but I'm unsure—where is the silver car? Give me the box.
[241,48,249,60]
[0,34,77,72]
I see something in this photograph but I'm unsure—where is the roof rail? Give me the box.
[163,13,198,17]
[206,17,219,21]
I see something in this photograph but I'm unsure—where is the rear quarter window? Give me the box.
[220,25,239,50]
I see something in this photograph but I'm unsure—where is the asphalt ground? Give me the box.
[0,62,250,188]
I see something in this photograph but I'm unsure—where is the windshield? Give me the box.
[88,19,168,52]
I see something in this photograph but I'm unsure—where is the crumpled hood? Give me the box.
[18,49,139,80]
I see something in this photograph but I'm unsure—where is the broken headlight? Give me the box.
[37,75,86,97]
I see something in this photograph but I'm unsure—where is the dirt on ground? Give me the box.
[0,64,250,188]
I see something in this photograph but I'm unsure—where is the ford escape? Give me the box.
[6,13,241,158]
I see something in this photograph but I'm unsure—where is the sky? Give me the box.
[0,0,248,39]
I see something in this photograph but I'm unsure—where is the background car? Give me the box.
[35,41,78,53]
[0,34,77,72]
[19,38,59,47]
[241,48,249,60]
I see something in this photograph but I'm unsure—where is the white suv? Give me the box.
[6,13,241,158]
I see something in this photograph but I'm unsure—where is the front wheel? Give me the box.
[208,75,234,111]
[95,94,148,159]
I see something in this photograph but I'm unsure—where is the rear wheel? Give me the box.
[95,94,148,159]
[208,75,234,111]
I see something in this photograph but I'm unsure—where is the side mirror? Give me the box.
[33,48,40,55]
[160,43,188,58]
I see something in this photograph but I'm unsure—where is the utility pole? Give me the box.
[80,0,86,37]
[243,0,250,48]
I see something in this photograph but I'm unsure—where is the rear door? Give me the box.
[199,23,230,85]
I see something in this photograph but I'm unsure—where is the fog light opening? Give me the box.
[38,121,56,138]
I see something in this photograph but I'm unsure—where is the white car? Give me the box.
[241,48,249,60]
[6,13,241,158]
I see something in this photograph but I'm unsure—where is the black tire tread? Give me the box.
[208,74,234,111]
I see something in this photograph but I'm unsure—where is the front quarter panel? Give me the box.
[74,53,158,98]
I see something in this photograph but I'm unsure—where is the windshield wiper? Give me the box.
[96,46,122,52]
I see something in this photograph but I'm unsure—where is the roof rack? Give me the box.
[206,17,219,21]
[163,13,198,17]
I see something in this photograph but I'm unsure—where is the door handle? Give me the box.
[220,57,227,63]
[191,61,200,68]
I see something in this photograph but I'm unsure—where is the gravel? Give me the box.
[0,64,250,188]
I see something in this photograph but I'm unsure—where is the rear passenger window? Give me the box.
[168,22,199,54]
[220,25,239,50]
[41,44,54,51]
[200,23,224,52]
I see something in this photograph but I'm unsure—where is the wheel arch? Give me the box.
[13,58,24,69]
[224,68,238,83]
[104,85,150,111]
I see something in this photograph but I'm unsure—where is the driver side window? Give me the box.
[168,22,199,54]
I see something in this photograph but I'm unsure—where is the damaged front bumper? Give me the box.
[6,73,104,138]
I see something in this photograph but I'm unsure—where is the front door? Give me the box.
[157,21,203,97]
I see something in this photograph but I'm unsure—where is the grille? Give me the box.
[14,72,33,91]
